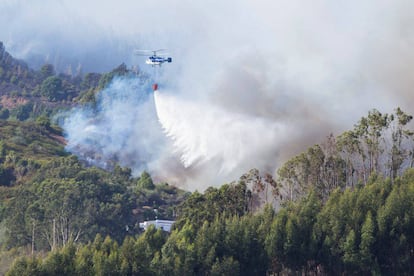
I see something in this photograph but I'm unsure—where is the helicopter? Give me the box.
[134,49,172,66]
[134,49,172,91]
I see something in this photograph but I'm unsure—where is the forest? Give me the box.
[5,171,414,275]
[1,42,414,275]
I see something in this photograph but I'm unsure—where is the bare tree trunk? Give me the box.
[52,218,56,251]
[31,221,35,256]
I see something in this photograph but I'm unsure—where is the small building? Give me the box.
[139,219,175,232]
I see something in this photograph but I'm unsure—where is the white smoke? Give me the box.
[63,77,169,173]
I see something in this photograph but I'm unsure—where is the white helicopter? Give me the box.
[134,49,172,91]
[134,49,172,66]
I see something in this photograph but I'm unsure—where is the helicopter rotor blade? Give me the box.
[134,49,153,56]
[134,49,168,56]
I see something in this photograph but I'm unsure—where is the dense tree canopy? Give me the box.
[7,169,414,275]
[40,76,63,101]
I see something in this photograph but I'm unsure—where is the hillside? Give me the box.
[0,119,189,273]
[0,41,143,123]
[1,41,414,275]
[0,44,188,274]
[0,42,36,96]
[0,120,66,186]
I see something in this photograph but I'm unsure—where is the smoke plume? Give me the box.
[62,78,168,173]
[3,1,414,189]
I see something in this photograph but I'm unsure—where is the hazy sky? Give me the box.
[2,0,414,188]
[1,0,412,110]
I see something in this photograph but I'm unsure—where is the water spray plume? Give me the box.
[153,90,290,185]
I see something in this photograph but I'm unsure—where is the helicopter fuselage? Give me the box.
[146,55,172,66]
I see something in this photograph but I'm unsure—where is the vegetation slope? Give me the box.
[1,42,414,275]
